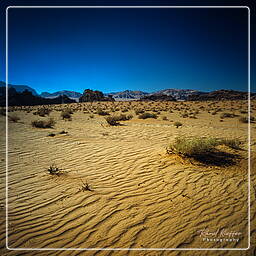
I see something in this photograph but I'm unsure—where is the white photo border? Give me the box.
[5,5,251,251]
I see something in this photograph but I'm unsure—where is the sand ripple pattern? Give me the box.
[0,109,255,256]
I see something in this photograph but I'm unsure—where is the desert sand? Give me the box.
[0,100,255,256]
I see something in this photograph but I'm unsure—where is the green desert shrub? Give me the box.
[167,136,242,157]
[167,136,219,157]
[138,112,157,119]
[31,118,56,128]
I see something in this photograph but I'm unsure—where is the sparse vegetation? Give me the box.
[33,108,51,117]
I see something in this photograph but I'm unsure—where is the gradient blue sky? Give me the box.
[4,7,249,93]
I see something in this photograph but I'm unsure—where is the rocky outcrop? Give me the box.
[79,89,114,102]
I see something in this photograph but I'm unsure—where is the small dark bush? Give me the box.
[220,112,235,118]
[61,109,72,120]
[135,109,145,115]
[174,121,182,128]
[47,164,62,175]
[105,116,120,126]
[59,130,68,134]
[97,108,109,116]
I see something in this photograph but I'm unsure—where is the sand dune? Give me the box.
[0,100,255,256]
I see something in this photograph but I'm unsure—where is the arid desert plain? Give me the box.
[0,100,256,256]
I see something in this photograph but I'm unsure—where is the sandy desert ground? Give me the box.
[0,100,255,256]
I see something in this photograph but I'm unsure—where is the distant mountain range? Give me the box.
[0,81,38,96]
[0,81,254,105]
[106,90,149,100]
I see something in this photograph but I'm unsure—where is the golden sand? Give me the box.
[0,100,255,256]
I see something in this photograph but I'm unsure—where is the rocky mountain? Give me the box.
[106,90,149,101]
[0,81,38,96]
[106,89,202,101]
[187,90,254,101]
[40,90,82,100]
[153,89,202,100]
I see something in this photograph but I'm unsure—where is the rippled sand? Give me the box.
[0,100,255,256]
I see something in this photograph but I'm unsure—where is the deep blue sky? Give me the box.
[4,7,249,93]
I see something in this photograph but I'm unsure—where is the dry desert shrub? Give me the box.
[219,138,242,150]
[61,109,73,120]
[167,136,242,158]
[96,108,109,116]
[31,118,56,128]
[47,164,63,175]
[8,114,20,123]
[138,112,157,119]
[33,108,51,117]
[239,116,255,123]
[0,108,5,116]
[220,112,236,118]
[105,116,120,126]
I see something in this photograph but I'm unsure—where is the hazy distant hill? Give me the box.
[40,90,82,101]
[0,81,38,96]
[106,90,149,101]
